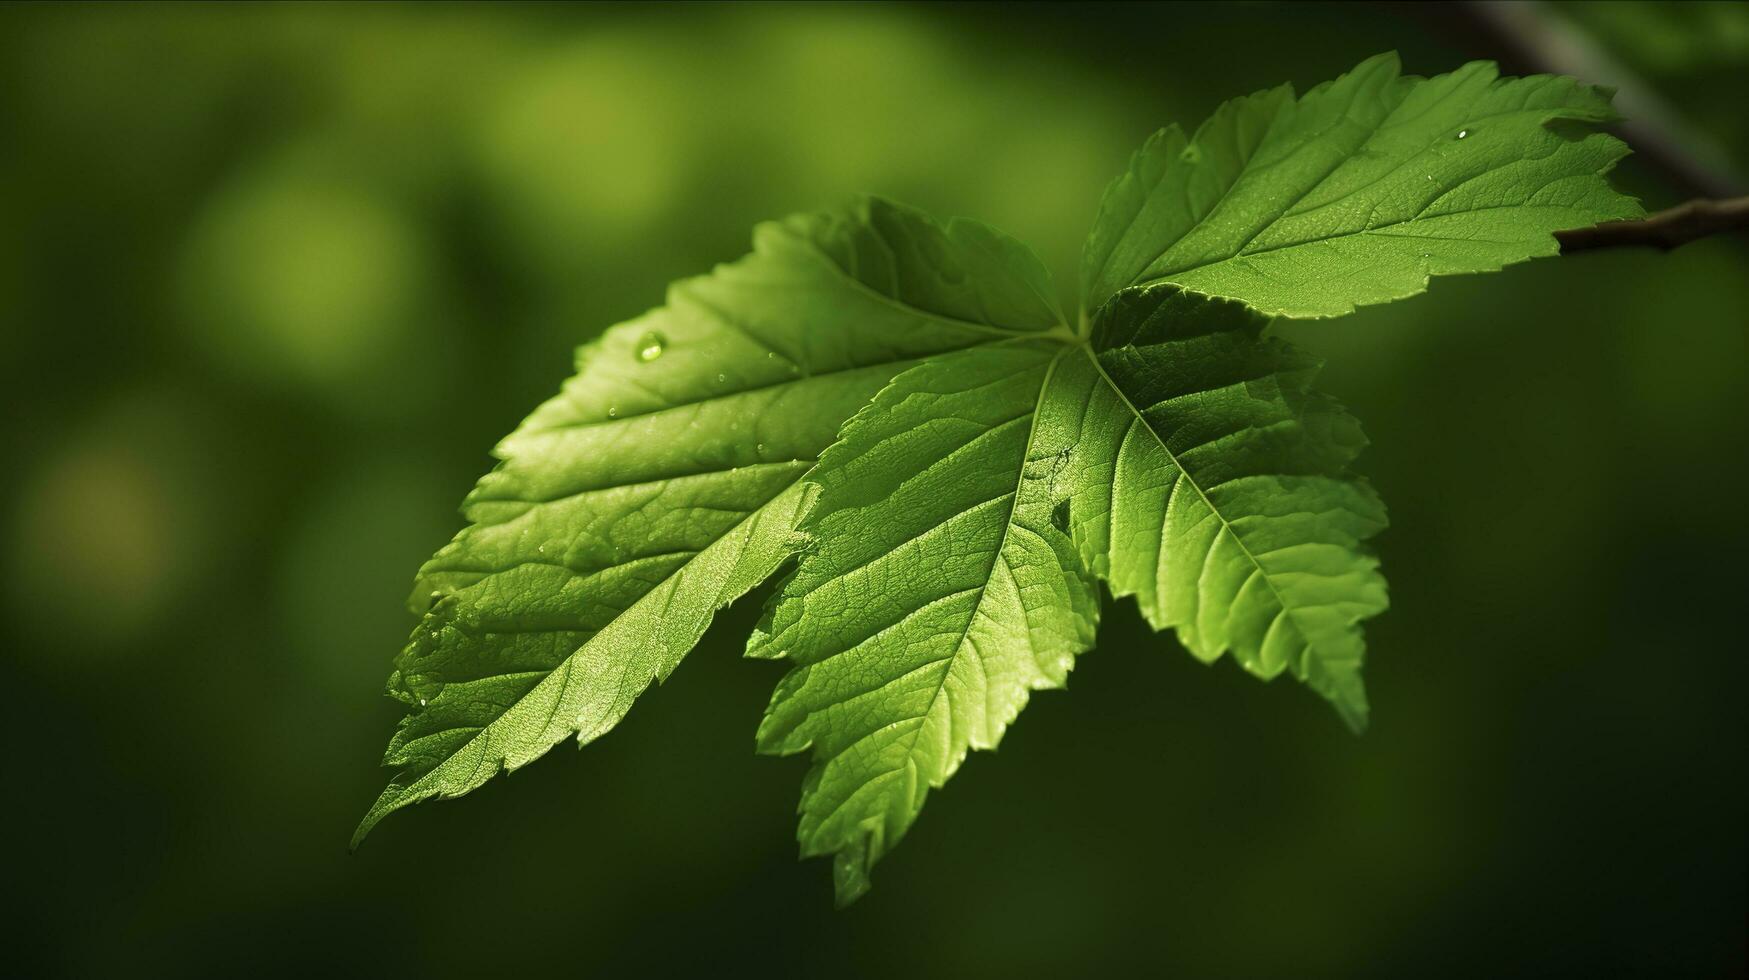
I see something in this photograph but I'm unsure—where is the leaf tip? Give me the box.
[1336,692,1371,735]
[351,781,420,852]
[349,808,384,853]
[831,846,874,909]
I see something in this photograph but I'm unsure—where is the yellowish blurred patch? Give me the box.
[177,162,434,401]
[475,30,696,263]
[7,390,224,651]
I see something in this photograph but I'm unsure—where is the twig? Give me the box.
[1557,197,1749,254]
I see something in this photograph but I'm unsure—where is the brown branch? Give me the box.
[1557,197,1749,254]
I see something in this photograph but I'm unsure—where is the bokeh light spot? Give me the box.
[178,168,433,395]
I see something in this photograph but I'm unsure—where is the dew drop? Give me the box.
[606,406,619,418]
[755,442,766,455]
[419,698,428,707]
[716,372,728,384]
[1456,129,1469,140]
[634,332,666,363]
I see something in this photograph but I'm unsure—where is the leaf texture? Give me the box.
[749,341,1097,905]
[754,287,1387,898]
[356,198,1063,844]
[1057,287,1388,729]
[1080,53,1644,317]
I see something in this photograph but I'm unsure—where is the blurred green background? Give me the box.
[3,2,1745,976]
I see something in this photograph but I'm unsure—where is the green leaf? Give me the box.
[355,198,1064,845]
[748,341,1098,905]
[1064,286,1388,729]
[362,53,1643,905]
[754,287,1385,900]
[1080,53,1644,318]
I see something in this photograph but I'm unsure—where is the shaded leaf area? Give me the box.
[1067,287,1387,729]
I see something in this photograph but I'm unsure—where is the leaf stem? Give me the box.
[1557,196,1749,254]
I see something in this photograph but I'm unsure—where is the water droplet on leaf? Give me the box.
[635,332,666,362]
[1456,129,1469,139]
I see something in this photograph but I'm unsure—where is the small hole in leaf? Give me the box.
[1050,499,1071,533]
